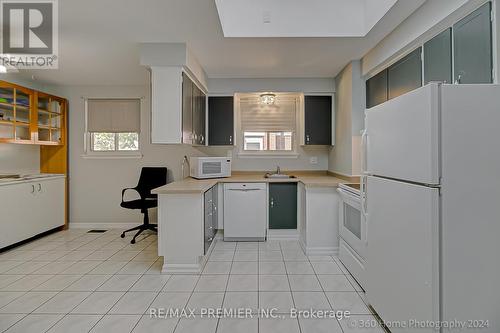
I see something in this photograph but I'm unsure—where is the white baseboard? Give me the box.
[69,222,143,230]
[299,239,338,256]
[267,229,299,241]
[162,262,202,274]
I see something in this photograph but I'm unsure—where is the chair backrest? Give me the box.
[135,167,168,199]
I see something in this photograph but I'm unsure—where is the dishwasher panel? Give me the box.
[223,183,267,241]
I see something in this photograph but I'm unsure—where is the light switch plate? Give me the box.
[310,156,318,164]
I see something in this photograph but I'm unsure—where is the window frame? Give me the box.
[235,92,301,158]
[89,132,140,153]
[83,97,143,159]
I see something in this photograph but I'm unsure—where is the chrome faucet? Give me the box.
[276,165,281,174]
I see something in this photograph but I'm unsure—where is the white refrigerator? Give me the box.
[363,83,499,333]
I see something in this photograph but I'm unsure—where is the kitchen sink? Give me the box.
[264,173,296,179]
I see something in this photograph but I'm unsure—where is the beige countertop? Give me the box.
[152,171,352,194]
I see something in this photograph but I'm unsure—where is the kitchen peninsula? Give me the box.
[152,171,351,273]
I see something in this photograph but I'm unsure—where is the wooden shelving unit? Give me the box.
[0,80,69,229]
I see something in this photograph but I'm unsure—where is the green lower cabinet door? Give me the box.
[269,183,297,229]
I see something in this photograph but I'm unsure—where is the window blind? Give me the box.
[87,99,141,133]
[240,96,297,132]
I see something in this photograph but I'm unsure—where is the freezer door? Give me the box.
[365,176,439,333]
[365,84,440,185]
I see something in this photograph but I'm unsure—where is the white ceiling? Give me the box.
[215,0,398,37]
[10,0,425,86]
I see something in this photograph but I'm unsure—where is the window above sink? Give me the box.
[237,92,301,158]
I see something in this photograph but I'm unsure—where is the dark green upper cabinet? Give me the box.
[453,2,492,84]
[208,96,234,146]
[424,28,452,84]
[388,47,422,100]
[269,183,297,229]
[366,69,388,109]
[304,95,332,145]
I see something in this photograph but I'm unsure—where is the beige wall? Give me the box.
[0,144,40,174]
[329,63,353,175]
[59,85,206,226]
[328,60,365,177]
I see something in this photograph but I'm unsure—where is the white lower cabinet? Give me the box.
[299,183,340,256]
[0,177,65,249]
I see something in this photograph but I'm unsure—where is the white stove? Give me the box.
[337,182,366,289]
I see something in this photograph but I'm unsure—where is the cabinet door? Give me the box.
[366,69,388,109]
[269,183,297,229]
[35,93,65,145]
[204,187,214,254]
[211,185,218,232]
[191,83,199,144]
[37,178,65,231]
[388,47,422,100]
[208,96,234,145]
[0,182,34,248]
[304,96,332,145]
[192,84,206,145]
[0,83,34,143]
[199,91,206,145]
[182,73,193,144]
[424,28,452,84]
[453,2,492,84]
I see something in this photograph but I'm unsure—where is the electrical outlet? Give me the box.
[310,156,318,165]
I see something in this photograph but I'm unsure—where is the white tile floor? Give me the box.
[0,229,386,333]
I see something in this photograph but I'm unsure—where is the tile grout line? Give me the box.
[310,252,345,333]
[0,230,156,333]
[88,234,157,332]
[214,240,236,333]
[280,241,302,333]
[0,230,119,333]
[45,231,146,333]
[1,231,381,333]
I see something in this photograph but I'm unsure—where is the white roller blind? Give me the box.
[87,99,141,133]
[240,96,297,132]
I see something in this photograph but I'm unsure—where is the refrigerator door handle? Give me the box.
[361,129,368,174]
[361,175,368,217]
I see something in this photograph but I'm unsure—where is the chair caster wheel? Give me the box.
[121,233,125,238]
[131,239,136,244]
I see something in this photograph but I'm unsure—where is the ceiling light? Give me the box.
[260,93,276,105]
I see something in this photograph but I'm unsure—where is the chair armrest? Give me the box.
[121,187,139,202]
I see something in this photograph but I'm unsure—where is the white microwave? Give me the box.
[190,157,232,179]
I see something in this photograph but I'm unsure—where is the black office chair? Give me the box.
[120,167,168,244]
